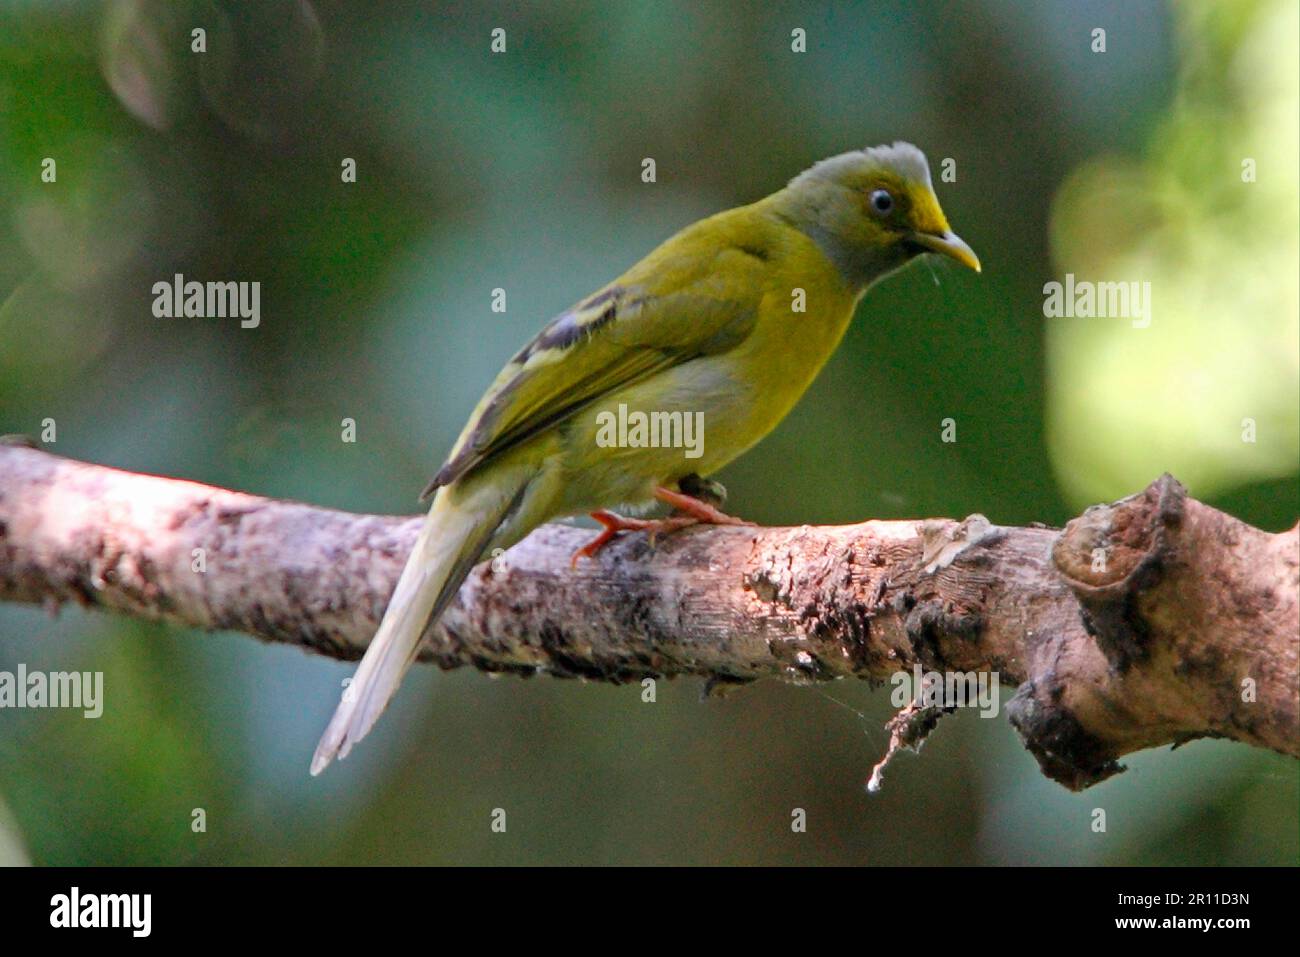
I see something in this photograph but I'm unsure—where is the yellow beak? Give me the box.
[908,230,982,273]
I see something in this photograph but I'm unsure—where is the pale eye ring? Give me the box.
[869,189,894,216]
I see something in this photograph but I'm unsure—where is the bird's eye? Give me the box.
[869,189,894,216]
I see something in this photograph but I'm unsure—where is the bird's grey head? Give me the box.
[776,142,980,291]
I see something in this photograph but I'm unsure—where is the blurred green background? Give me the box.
[1,0,1296,865]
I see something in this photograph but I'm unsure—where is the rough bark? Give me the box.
[0,443,1295,790]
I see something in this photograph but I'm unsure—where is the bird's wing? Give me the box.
[423,240,766,496]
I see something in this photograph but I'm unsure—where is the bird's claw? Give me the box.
[652,486,754,526]
[569,486,752,567]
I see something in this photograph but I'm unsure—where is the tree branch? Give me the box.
[1,444,1295,789]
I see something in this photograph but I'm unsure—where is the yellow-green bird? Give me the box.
[311,142,980,774]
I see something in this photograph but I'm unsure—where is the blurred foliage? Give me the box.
[0,0,1295,865]
[1047,0,1299,506]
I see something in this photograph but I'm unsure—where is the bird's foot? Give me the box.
[569,486,752,567]
[651,485,752,526]
[570,510,695,567]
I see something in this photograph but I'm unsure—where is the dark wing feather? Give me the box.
[423,239,766,498]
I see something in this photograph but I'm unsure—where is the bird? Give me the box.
[310,141,980,775]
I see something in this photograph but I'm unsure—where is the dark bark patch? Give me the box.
[1006,680,1125,790]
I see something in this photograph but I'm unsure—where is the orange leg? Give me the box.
[570,487,753,566]
[651,486,752,526]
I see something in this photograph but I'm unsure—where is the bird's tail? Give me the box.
[310,477,526,775]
